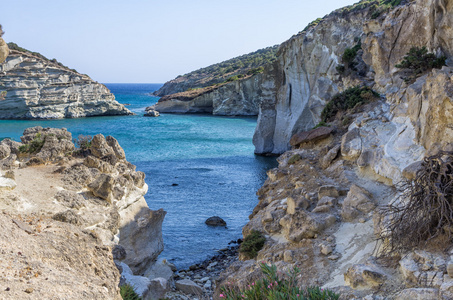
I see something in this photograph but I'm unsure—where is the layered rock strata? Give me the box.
[150,74,263,116]
[0,127,166,299]
[217,0,453,299]
[0,49,132,119]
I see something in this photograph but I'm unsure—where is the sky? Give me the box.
[1,0,358,83]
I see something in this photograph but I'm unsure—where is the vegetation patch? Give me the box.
[288,154,302,165]
[19,133,45,154]
[0,91,6,101]
[338,0,403,18]
[220,262,340,300]
[337,41,362,74]
[377,151,453,256]
[156,46,278,96]
[302,18,323,33]
[313,121,328,130]
[321,86,379,122]
[120,284,141,300]
[239,230,266,259]
[395,46,446,83]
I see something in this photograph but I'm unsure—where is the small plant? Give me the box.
[73,134,92,157]
[120,284,141,300]
[0,91,6,101]
[74,135,92,150]
[239,230,266,259]
[313,121,328,129]
[288,154,302,165]
[395,46,446,83]
[19,133,45,154]
[321,86,379,122]
[338,41,362,74]
[220,262,340,300]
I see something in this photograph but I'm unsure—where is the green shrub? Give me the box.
[220,263,340,300]
[288,154,302,165]
[120,284,141,300]
[321,86,379,122]
[0,90,6,100]
[395,46,446,83]
[239,230,266,259]
[339,41,362,72]
[19,133,45,154]
[313,121,328,129]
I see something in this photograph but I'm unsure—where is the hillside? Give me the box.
[0,43,132,119]
[153,45,278,96]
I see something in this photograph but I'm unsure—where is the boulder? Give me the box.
[321,145,340,169]
[144,109,160,117]
[344,264,387,290]
[0,36,9,64]
[119,207,166,274]
[90,134,116,158]
[0,143,11,160]
[0,176,16,190]
[290,126,334,147]
[106,135,126,160]
[341,128,362,160]
[318,185,339,199]
[341,185,375,221]
[88,174,115,203]
[175,279,203,295]
[205,216,227,227]
[402,161,423,181]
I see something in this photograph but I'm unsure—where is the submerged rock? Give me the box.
[205,216,227,227]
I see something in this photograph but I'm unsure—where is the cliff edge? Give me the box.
[0,127,166,299]
[0,45,132,119]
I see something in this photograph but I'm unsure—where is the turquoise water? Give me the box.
[0,83,276,268]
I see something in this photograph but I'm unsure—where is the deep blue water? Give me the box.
[0,83,276,268]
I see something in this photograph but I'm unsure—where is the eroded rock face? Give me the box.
[151,74,263,116]
[0,36,9,64]
[253,9,369,155]
[0,127,166,298]
[0,50,132,119]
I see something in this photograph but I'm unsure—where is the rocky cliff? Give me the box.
[0,48,132,119]
[216,0,453,299]
[0,127,167,299]
[151,74,263,116]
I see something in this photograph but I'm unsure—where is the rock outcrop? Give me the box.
[0,49,132,119]
[150,74,263,116]
[0,127,166,299]
[216,0,453,299]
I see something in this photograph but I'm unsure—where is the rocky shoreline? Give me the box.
[0,127,167,299]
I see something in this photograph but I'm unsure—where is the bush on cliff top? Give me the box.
[395,46,446,83]
[220,262,340,300]
[239,230,266,259]
[19,133,45,154]
[321,86,379,122]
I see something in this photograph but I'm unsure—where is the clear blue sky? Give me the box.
[1,0,358,83]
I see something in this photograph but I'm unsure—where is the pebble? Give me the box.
[358,218,366,223]
[25,288,33,294]
[328,255,340,260]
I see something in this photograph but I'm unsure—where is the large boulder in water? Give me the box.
[205,216,227,227]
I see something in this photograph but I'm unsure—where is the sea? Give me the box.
[0,83,277,269]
